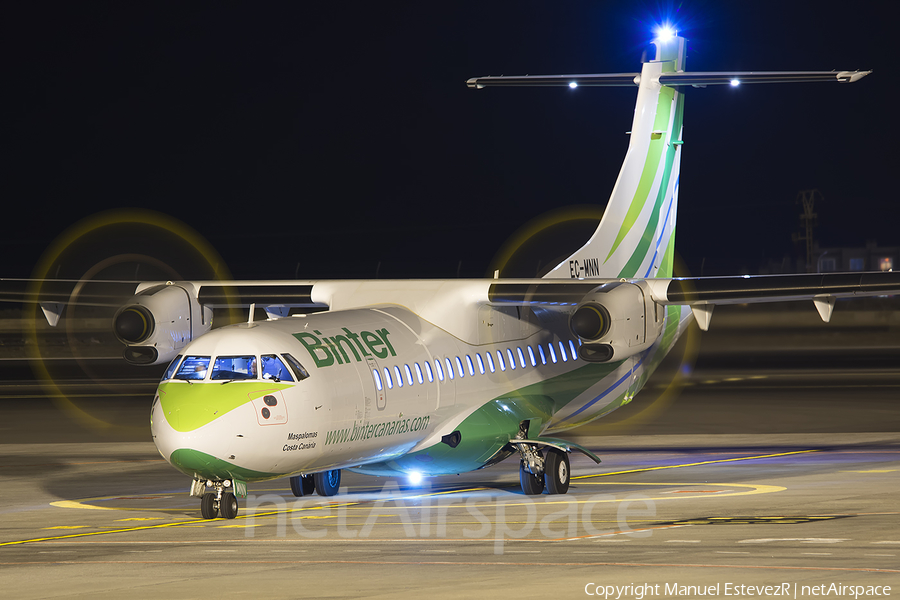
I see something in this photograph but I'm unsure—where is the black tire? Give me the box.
[290,474,315,497]
[544,448,570,494]
[519,460,544,495]
[200,493,218,519]
[220,492,239,519]
[314,469,341,496]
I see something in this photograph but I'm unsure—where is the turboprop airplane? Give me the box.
[7,29,892,519]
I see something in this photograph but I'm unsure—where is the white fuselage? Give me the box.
[151,280,692,482]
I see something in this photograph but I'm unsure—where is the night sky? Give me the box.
[5,2,897,282]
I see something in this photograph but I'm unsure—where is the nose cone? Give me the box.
[151,381,290,482]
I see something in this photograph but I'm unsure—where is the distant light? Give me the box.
[408,472,423,485]
[655,25,676,42]
[569,82,578,89]
[730,79,741,87]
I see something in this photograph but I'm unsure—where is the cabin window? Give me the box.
[261,354,294,382]
[434,359,444,382]
[569,340,578,360]
[283,353,310,380]
[373,369,383,391]
[465,355,475,376]
[162,355,183,381]
[476,353,485,374]
[445,357,455,380]
[538,345,547,365]
[425,361,434,383]
[455,356,465,378]
[558,341,568,362]
[383,367,393,389]
[527,346,536,367]
[486,352,495,373]
[404,364,414,386]
[548,343,557,363]
[393,365,403,387]
[496,350,506,372]
[414,363,424,384]
[506,348,516,370]
[174,356,211,380]
[516,347,526,368]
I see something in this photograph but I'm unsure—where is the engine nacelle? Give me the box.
[568,280,663,363]
[113,283,212,366]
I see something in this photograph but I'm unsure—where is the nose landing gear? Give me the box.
[192,479,242,519]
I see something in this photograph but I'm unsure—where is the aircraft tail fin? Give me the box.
[468,36,870,281]
[548,36,686,280]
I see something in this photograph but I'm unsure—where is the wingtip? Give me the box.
[837,70,872,83]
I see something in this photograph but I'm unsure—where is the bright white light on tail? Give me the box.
[569,82,578,89]
[730,79,741,87]
[655,25,676,42]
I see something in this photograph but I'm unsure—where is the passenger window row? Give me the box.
[372,340,581,391]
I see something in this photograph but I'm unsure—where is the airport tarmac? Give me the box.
[1,304,898,598]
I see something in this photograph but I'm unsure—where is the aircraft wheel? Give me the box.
[314,469,341,496]
[544,449,570,494]
[290,474,315,497]
[220,492,239,519]
[200,493,218,519]
[519,460,544,495]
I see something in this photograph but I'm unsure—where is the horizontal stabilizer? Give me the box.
[467,73,639,88]
[659,70,872,86]
[467,70,871,89]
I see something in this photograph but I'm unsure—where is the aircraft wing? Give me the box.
[488,271,900,332]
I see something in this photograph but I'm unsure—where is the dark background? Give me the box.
[4,2,897,281]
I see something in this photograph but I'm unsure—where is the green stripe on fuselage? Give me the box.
[158,381,292,432]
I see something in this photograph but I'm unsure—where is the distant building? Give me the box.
[757,242,896,275]
[812,241,896,273]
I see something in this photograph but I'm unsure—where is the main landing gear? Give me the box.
[517,445,570,496]
[290,469,341,497]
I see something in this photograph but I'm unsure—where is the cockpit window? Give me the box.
[211,355,258,380]
[261,354,293,382]
[162,355,183,381]
[282,353,310,381]
[174,356,211,380]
